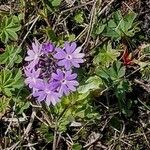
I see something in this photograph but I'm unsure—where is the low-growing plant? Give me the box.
[103,10,140,40]
[0,69,24,96]
[0,45,22,68]
[93,42,120,67]
[0,14,22,43]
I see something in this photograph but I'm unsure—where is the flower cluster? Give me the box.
[24,39,84,105]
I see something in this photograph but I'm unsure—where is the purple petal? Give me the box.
[57,59,67,67]
[59,84,70,96]
[55,47,62,52]
[50,81,61,89]
[52,69,64,81]
[65,71,77,80]
[42,42,54,53]
[65,70,72,78]
[35,79,44,89]
[68,80,79,86]
[67,83,76,91]
[64,42,77,54]
[56,69,64,79]
[72,53,85,59]
[27,50,35,57]
[25,56,33,61]
[66,74,77,80]
[45,95,51,105]
[24,78,30,85]
[70,42,77,53]
[64,42,71,54]
[71,60,80,68]
[24,68,31,77]
[27,61,37,69]
[73,46,82,53]
[65,60,72,70]
[46,92,60,106]
[33,91,46,102]
[62,84,70,95]
[52,73,60,80]
[32,69,40,77]
[54,50,66,59]
[72,58,84,63]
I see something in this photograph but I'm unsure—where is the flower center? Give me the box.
[61,79,66,84]
[66,54,72,60]
[34,54,38,60]
[45,88,51,94]
[32,78,36,83]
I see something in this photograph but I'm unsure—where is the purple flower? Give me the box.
[25,39,42,69]
[33,81,60,106]
[51,69,79,96]
[42,42,54,54]
[24,67,43,90]
[24,40,85,106]
[54,42,85,70]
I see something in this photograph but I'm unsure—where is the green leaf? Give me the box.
[0,15,21,43]
[113,10,123,24]
[96,67,112,87]
[78,76,103,94]
[142,44,150,55]
[0,45,22,68]
[12,69,24,88]
[72,143,82,150]
[141,65,150,81]
[0,96,10,114]
[18,102,30,114]
[65,34,76,42]
[93,43,120,67]
[124,12,137,31]
[0,69,24,97]
[39,124,54,142]
[51,0,62,6]
[74,12,84,24]
[103,11,139,40]
[45,27,58,42]
[109,61,125,80]
[7,29,18,40]
[96,61,125,87]
[115,79,132,115]
[95,23,106,35]
[103,19,121,39]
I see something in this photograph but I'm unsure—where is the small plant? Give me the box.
[139,44,150,81]
[0,15,22,43]
[141,65,150,81]
[103,11,140,40]
[54,92,99,132]
[74,11,84,24]
[0,96,10,117]
[95,59,132,114]
[96,60,125,86]
[93,42,119,67]
[51,0,62,7]
[0,69,24,96]
[0,45,22,68]
[78,75,103,95]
